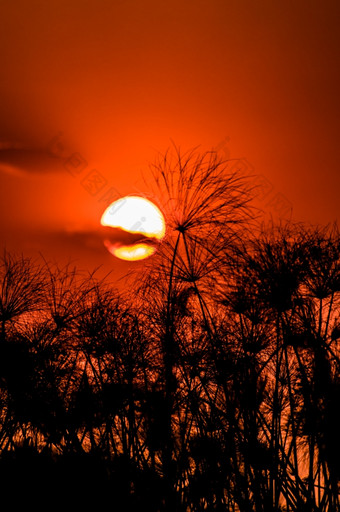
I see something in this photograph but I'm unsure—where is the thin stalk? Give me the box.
[163,231,181,511]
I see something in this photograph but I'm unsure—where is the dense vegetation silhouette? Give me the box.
[0,149,339,511]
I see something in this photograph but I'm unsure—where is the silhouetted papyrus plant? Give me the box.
[0,251,45,341]
[134,147,257,511]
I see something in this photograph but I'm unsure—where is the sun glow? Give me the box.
[100,196,165,261]
[104,241,157,261]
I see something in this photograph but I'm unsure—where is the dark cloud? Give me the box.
[2,226,148,282]
[0,145,66,176]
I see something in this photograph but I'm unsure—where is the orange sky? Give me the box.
[0,0,339,280]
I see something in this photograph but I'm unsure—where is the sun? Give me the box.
[100,196,166,261]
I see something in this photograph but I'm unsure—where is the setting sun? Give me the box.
[100,196,165,261]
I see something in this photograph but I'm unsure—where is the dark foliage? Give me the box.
[0,151,339,511]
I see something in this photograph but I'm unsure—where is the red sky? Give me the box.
[1,0,339,281]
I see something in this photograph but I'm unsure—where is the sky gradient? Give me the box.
[1,0,339,280]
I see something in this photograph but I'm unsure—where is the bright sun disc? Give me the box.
[100,196,165,261]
